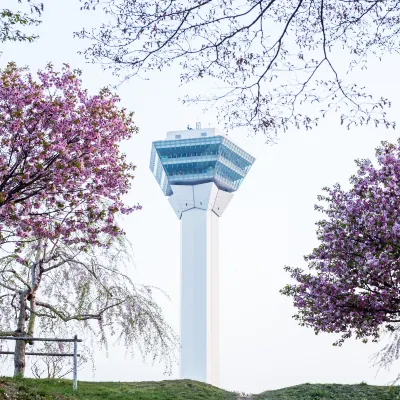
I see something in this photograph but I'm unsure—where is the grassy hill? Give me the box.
[1,378,400,400]
[0,378,236,400]
[254,383,400,399]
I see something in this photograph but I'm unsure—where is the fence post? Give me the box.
[73,335,78,391]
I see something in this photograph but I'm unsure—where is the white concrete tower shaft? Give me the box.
[168,182,233,387]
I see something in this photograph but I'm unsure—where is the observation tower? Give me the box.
[150,126,255,386]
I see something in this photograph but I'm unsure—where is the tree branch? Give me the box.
[36,299,126,322]
[0,281,17,292]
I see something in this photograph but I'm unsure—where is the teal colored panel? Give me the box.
[150,135,255,195]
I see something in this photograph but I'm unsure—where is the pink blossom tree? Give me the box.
[282,140,400,363]
[0,63,178,378]
[0,62,139,251]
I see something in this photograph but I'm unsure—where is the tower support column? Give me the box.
[167,182,234,387]
[180,208,219,385]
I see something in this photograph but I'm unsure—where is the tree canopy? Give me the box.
[281,139,400,362]
[77,0,397,139]
[0,62,139,252]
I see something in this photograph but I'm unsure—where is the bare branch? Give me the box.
[76,0,398,135]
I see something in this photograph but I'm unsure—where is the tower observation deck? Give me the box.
[150,127,255,386]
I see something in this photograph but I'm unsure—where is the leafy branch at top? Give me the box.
[1,1,43,43]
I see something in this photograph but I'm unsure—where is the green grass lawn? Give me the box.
[0,378,237,400]
[1,378,400,400]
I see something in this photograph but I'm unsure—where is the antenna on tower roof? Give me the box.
[195,121,201,129]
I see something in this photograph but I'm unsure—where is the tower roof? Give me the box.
[166,127,218,140]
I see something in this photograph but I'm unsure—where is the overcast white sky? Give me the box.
[2,0,400,394]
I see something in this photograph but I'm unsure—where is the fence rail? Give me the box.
[0,351,80,357]
[0,335,81,390]
[0,336,82,343]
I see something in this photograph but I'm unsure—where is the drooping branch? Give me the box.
[0,235,178,376]
[36,300,126,322]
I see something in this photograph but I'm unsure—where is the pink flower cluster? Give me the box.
[0,62,140,249]
[282,140,400,345]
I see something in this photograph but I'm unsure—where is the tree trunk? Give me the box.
[14,242,42,377]
[14,337,27,378]
[14,290,28,378]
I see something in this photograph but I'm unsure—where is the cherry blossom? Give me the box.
[0,62,140,250]
[282,140,400,345]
